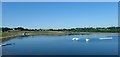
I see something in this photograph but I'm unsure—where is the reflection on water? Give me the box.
[2,33,118,55]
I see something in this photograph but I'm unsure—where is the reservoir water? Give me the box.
[2,33,118,55]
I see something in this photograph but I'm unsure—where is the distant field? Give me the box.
[1,30,119,42]
[2,30,68,38]
[0,32,2,37]
[2,30,119,37]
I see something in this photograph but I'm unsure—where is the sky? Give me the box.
[0,2,2,27]
[2,2,118,29]
[2,0,120,2]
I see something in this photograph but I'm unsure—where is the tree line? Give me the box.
[1,26,120,33]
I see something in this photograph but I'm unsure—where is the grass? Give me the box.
[29,31,68,36]
[1,30,119,42]
[1,30,69,42]
[0,32,1,37]
[2,30,119,37]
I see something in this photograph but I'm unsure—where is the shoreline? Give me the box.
[1,31,120,42]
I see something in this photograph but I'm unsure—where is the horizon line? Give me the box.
[1,26,119,29]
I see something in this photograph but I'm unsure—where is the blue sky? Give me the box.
[2,2,118,29]
[2,0,120,2]
[0,2,1,27]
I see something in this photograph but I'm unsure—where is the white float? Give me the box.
[85,38,89,42]
[99,37,112,40]
[72,38,79,41]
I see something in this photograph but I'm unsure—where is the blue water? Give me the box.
[2,33,118,55]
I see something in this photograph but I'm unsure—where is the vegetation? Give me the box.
[1,26,120,37]
[0,26,119,42]
[1,26,120,33]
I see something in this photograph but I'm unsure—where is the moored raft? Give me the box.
[99,37,113,40]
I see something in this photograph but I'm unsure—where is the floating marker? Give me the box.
[85,38,89,42]
[72,38,79,40]
[99,37,112,40]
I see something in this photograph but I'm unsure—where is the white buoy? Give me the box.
[0,45,2,47]
[72,38,79,41]
[99,37,112,40]
[85,38,89,42]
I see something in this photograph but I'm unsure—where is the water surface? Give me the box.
[2,33,118,55]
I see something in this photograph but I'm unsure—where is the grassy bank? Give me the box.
[1,30,119,42]
[2,30,120,37]
[1,30,68,42]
